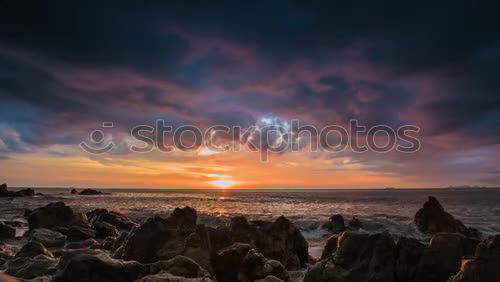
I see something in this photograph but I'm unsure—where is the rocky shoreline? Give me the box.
[0,184,498,282]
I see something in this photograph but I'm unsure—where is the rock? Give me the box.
[53,252,145,282]
[414,197,480,238]
[30,228,67,247]
[70,189,78,194]
[325,214,345,234]
[414,232,464,282]
[135,272,214,282]
[16,188,35,197]
[79,188,103,195]
[64,238,99,249]
[103,236,116,250]
[15,241,53,258]
[348,217,362,230]
[5,255,58,279]
[121,208,197,263]
[238,249,290,282]
[0,184,35,197]
[0,221,16,239]
[64,225,96,241]
[207,226,233,254]
[448,235,500,282]
[255,276,285,282]
[147,255,214,280]
[395,237,425,282]
[86,209,137,231]
[213,243,252,282]
[112,231,129,253]
[0,183,6,193]
[93,221,119,239]
[320,235,338,260]
[303,231,396,282]
[182,226,212,273]
[230,216,309,270]
[27,202,87,231]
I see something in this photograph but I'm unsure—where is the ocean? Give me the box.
[1,188,500,258]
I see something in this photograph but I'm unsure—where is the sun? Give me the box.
[211,180,236,189]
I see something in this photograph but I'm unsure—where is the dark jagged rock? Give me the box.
[213,243,252,282]
[0,221,16,239]
[320,235,338,260]
[15,241,53,258]
[136,272,215,281]
[53,252,145,282]
[103,236,116,250]
[64,225,96,241]
[0,184,35,197]
[86,209,137,230]
[348,217,362,230]
[448,235,500,282]
[303,231,396,282]
[30,228,67,247]
[414,232,464,282]
[112,231,129,254]
[255,276,285,282]
[0,183,6,193]
[207,226,233,254]
[182,225,212,273]
[64,238,99,249]
[70,188,78,194]
[395,237,425,282]
[147,255,214,280]
[414,197,481,238]
[239,249,290,282]
[5,255,58,279]
[93,221,119,239]
[27,202,87,231]
[324,214,345,234]
[78,188,103,195]
[229,216,309,270]
[121,208,197,263]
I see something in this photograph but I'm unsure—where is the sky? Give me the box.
[1,1,500,189]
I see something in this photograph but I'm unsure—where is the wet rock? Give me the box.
[348,217,362,230]
[121,209,197,263]
[64,225,96,241]
[147,255,214,280]
[182,226,212,273]
[303,231,396,282]
[79,188,103,195]
[103,236,116,250]
[27,202,87,231]
[86,209,137,231]
[320,235,338,260]
[255,276,285,282]
[238,249,290,282]
[230,216,309,270]
[207,226,233,254]
[70,189,78,194]
[16,188,35,197]
[414,197,481,238]
[64,238,99,249]
[0,221,16,239]
[15,241,53,258]
[414,232,464,282]
[135,272,214,282]
[5,255,58,279]
[112,231,129,254]
[395,237,425,282]
[53,252,145,282]
[0,183,6,193]
[213,243,252,282]
[93,221,119,239]
[30,228,67,248]
[448,235,500,282]
[0,184,35,197]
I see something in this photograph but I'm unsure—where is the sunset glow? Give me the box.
[212,180,236,189]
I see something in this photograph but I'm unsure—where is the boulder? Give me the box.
[79,188,103,195]
[121,209,197,263]
[112,231,129,253]
[86,209,137,231]
[213,243,252,282]
[448,235,500,282]
[103,236,116,250]
[70,189,78,194]
[230,216,309,270]
[207,226,233,254]
[5,255,58,279]
[182,226,212,273]
[0,221,16,239]
[348,217,362,230]
[414,232,464,282]
[53,252,145,282]
[255,276,285,282]
[27,202,87,230]
[320,235,338,260]
[30,228,67,247]
[135,272,214,282]
[15,241,53,258]
[93,221,119,239]
[64,238,99,249]
[238,249,290,282]
[414,197,480,238]
[0,184,35,197]
[64,225,96,241]
[303,231,396,282]
[0,183,6,193]
[16,188,35,197]
[147,255,214,280]
[395,237,425,282]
